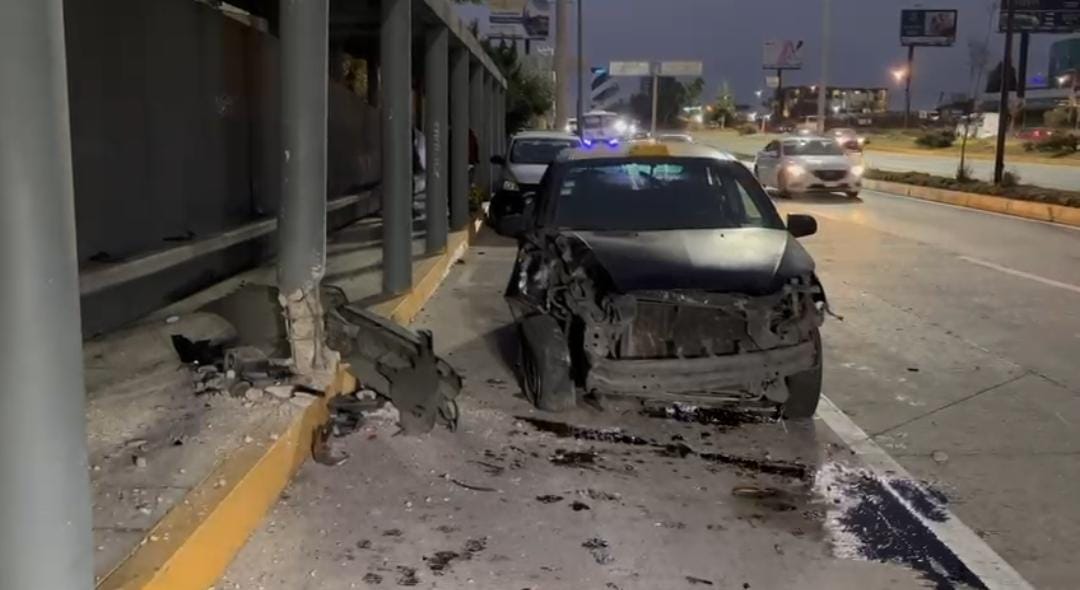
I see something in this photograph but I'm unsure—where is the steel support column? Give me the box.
[278,0,329,374]
[424,27,449,253]
[381,0,412,293]
[0,1,93,588]
[449,48,470,230]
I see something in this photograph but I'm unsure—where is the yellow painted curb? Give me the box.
[863,179,1080,228]
[98,212,487,590]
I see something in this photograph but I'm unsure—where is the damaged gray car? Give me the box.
[492,143,828,418]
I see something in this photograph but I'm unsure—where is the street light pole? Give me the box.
[651,70,659,136]
[816,0,831,134]
[904,45,915,128]
[576,0,585,139]
[554,0,570,129]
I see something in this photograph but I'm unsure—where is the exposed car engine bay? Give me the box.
[507,232,827,409]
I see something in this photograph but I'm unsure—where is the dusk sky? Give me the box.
[456,0,1066,110]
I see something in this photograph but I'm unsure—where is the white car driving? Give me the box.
[753,136,863,199]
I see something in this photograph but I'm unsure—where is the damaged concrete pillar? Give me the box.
[380,0,413,294]
[0,0,93,587]
[424,26,449,254]
[449,47,470,231]
[278,0,331,375]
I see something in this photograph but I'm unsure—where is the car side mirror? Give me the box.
[493,193,536,238]
[787,214,817,238]
[490,154,507,166]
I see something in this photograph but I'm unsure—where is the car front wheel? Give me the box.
[518,315,577,412]
[781,328,822,419]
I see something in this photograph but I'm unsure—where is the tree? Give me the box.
[707,80,736,125]
[468,23,554,132]
[626,77,700,129]
[985,60,1018,94]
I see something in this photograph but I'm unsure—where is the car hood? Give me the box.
[785,155,851,169]
[508,163,549,186]
[564,228,815,295]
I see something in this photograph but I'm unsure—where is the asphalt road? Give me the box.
[696,131,1080,192]
[223,189,1080,589]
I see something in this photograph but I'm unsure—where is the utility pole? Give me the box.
[904,45,915,128]
[994,0,1015,185]
[576,0,585,139]
[651,70,660,135]
[554,0,570,129]
[1015,32,1030,132]
[816,0,831,134]
[774,69,784,124]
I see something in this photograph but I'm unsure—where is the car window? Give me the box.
[549,158,782,232]
[782,138,844,156]
[764,141,779,153]
[510,138,580,165]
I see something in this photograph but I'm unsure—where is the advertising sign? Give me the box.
[609,61,652,76]
[900,9,958,46]
[999,0,1080,33]
[489,0,551,40]
[763,40,804,70]
[658,61,703,77]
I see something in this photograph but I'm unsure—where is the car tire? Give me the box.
[781,328,823,419]
[776,171,791,199]
[846,191,860,199]
[518,316,576,412]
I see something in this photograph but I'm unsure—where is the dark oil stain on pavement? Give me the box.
[521,417,810,479]
[517,416,653,445]
[830,471,986,590]
[887,478,949,523]
[640,404,772,430]
[395,565,420,586]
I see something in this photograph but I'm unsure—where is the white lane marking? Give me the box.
[816,395,1035,590]
[959,256,1080,295]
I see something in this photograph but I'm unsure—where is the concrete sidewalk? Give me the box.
[87,212,462,587]
[220,232,950,590]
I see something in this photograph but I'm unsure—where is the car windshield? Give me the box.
[583,114,618,129]
[783,139,844,156]
[552,158,782,231]
[510,139,579,165]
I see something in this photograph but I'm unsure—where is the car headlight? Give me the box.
[613,119,628,134]
[502,178,519,191]
[785,164,807,178]
[850,165,865,177]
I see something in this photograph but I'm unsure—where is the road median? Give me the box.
[864,177,1080,227]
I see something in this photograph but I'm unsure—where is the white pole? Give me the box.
[650,71,659,136]
[817,0,831,134]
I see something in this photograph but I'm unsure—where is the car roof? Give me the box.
[560,141,735,162]
[510,130,581,141]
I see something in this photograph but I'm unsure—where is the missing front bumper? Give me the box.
[586,340,817,399]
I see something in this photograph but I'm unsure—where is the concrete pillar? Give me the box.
[424,27,449,253]
[366,53,380,106]
[481,74,493,195]
[380,0,412,294]
[469,63,487,197]
[278,0,329,375]
[449,47,470,230]
[0,1,93,588]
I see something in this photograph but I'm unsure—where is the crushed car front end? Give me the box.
[507,231,827,413]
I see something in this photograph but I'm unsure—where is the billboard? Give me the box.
[763,40,804,70]
[658,61,703,77]
[489,0,552,39]
[900,9,958,46]
[999,1,1080,33]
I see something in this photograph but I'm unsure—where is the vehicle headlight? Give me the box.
[785,164,807,178]
[613,119,628,134]
[502,178,519,191]
[563,124,573,133]
[850,165,865,177]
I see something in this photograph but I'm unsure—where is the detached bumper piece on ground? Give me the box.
[328,303,462,434]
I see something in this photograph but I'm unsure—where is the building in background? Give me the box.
[590,66,620,111]
[779,86,888,119]
[1049,37,1080,81]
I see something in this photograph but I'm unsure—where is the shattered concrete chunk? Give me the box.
[265,385,294,399]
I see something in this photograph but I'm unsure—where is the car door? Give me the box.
[757,141,781,186]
